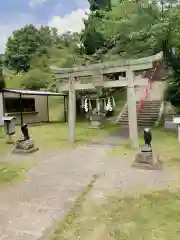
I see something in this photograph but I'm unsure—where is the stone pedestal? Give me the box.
[90,114,105,129]
[12,139,39,154]
[132,145,163,170]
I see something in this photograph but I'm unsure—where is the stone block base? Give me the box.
[12,147,39,154]
[12,139,39,154]
[132,149,163,170]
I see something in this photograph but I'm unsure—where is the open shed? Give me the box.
[0,89,67,126]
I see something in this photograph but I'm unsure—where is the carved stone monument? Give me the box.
[12,123,39,154]
[132,128,163,170]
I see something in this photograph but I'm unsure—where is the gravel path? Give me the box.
[0,143,179,240]
[89,157,180,202]
[0,145,110,240]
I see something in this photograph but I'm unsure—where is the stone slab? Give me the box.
[132,149,163,170]
[12,148,39,154]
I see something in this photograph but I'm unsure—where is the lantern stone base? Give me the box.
[132,145,163,170]
[12,139,39,154]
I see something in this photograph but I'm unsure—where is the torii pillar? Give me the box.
[126,68,139,149]
[68,76,76,145]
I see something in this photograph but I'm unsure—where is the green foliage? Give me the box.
[81,0,166,58]
[4,24,59,73]
[21,68,50,90]
[0,59,5,90]
[163,6,180,106]
[89,0,111,11]
[3,0,180,97]
[164,81,180,106]
[21,55,51,90]
[81,15,105,55]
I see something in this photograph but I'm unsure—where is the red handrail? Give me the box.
[136,67,157,113]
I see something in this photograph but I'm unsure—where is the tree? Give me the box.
[81,19,105,55]
[0,59,5,90]
[21,54,52,90]
[4,24,58,73]
[21,68,50,90]
[89,0,111,11]
[163,5,180,106]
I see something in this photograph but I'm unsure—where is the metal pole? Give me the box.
[19,93,23,125]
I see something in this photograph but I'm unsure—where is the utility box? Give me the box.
[3,116,16,136]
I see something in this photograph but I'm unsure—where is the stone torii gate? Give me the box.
[53,52,163,148]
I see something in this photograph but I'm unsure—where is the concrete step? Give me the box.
[119,116,157,121]
[116,100,162,126]
[118,122,155,126]
[122,112,159,117]
[122,112,159,116]
[119,119,157,123]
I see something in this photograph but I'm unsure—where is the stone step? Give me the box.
[121,117,158,121]
[118,122,155,126]
[122,113,159,117]
[123,110,160,113]
[122,112,159,115]
[119,119,157,123]
[117,100,162,126]
[135,103,161,106]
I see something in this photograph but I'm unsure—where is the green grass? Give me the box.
[150,128,180,168]
[49,127,180,240]
[49,188,180,240]
[0,122,119,152]
[51,174,100,240]
[112,127,180,168]
[0,161,33,185]
[48,96,65,122]
[5,72,23,89]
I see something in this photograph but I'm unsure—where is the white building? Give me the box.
[0,89,66,126]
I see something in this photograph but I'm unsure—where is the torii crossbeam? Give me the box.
[53,52,163,148]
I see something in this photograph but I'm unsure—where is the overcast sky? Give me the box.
[0,0,89,53]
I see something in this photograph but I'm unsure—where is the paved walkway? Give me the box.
[89,158,180,202]
[0,133,180,240]
[0,145,110,240]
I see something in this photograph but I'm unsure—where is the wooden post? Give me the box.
[127,68,139,149]
[68,76,76,144]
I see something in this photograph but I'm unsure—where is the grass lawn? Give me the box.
[0,122,119,152]
[51,189,180,240]
[50,127,180,240]
[0,161,33,185]
[112,127,180,168]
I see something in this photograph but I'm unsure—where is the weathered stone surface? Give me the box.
[141,145,152,152]
[12,139,39,154]
[132,148,163,170]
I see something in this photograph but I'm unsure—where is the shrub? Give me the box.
[21,68,50,90]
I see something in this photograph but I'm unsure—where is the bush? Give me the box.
[21,68,51,90]
[164,82,180,107]
[0,75,5,90]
